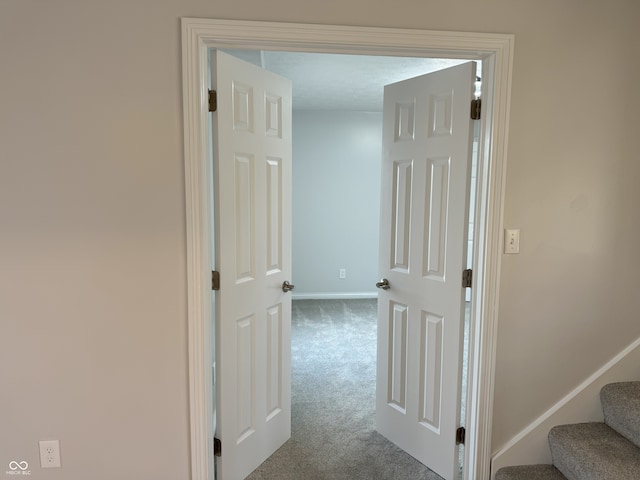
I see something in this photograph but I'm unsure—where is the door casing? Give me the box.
[181,18,514,480]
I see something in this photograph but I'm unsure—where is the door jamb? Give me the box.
[181,18,514,480]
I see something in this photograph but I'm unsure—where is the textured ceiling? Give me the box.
[223,50,471,112]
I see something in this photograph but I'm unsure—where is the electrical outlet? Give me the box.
[339,268,346,279]
[39,440,61,468]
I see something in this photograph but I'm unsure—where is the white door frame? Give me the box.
[181,18,514,480]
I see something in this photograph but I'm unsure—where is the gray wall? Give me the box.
[292,110,381,297]
[1,1,639,478]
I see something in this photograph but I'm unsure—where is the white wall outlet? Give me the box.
[339,268,346,279]
[504,228,520,254]
[39,440,61,468]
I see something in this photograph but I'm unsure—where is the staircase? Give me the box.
[495,382,640,479]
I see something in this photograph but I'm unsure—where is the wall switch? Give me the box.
[339,268,346,279]
[504,229,520,254]
[39,440,61,468]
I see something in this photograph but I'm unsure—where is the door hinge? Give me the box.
[470,98,481,120]
[462,269,473,288]
[212,270,220,291]
[456,427,466,445]
[214,437,222,457]
[208,89,217,112]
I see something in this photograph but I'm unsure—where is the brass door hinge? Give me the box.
[208,89,217,112]
[470,98,481,120]
[212,270,220,291]
[462,269,473,288]
[214,437,222,457]
[456,427,466,445]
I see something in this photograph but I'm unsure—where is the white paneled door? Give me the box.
[376,63,476,480]
[211,51,293,480]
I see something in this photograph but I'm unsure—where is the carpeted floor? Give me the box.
[245,299,445,480]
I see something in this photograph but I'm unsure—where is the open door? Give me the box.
[376,62,476,480]
[211,51,293,480]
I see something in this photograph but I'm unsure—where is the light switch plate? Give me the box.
[504,229,520,254]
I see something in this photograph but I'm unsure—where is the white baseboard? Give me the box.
[491,335,640,479]
[292,292,378,300]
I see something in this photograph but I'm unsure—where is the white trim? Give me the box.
[292,292,378,300]
[182,20,214,480]
[181,18,514,480]
[490,335,640,478]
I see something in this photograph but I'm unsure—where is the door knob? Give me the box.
[282,281,295,293]
[376,278,390,290]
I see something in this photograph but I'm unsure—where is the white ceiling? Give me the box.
[223,50,471,112]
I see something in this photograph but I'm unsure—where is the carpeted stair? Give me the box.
[495,381,640,480]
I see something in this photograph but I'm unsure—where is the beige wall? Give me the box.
[1,1,638,478]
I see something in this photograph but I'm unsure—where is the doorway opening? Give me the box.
[216,51,476,480]
[218,49,480,480]
[182,17,514,480]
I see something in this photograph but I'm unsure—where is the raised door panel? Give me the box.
[235,154,256,282]
[419,311,444,432]
[388,301,409,412]
[236,315,256,443]
[390,160,413,273]
[266,157,282,275]
[423,157,450,280]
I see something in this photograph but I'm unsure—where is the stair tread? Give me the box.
[549,422,640,480]
[495,464,566,480]
[601,381,640,448]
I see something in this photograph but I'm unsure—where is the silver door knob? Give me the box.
[282,281,295,293]
[376,278,390,290]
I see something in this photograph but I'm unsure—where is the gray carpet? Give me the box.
[601,381,640,448]
[494,464,566,480]
[246,299,444,480]
[496,382,640,480]
[549,422,640,479]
